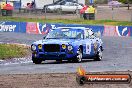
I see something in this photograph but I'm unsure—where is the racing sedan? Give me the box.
[31,28,103,64]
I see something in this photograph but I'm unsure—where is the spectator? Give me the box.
[26,3,31,9]
[26,1,35,12]
[83,6,95,20]
[31,1,35,9]
[80,5,88,18]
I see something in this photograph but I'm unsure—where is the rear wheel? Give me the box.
[56,8,62,14]
[94,47,102,61]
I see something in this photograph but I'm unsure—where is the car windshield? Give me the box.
[46,28,84,39]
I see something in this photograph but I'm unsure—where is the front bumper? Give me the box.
[32,51,76,60]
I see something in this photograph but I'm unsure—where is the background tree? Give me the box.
[119,0,132,4]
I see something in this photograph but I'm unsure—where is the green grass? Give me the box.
[0,16,132,26]
[0,44,30,60]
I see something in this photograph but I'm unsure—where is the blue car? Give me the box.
[31,28,103,64]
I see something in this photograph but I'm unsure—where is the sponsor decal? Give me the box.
[26,22,40,34]
[116,26,131,37]
[0,21,26,33]
[0,24,16,32]
[26,22,51,34]
[1,21,132,37]
[103,26,118,36]
[86,44,91,54]
[40,23,51,34]
[104,26,131,37]
[76,67,131,85]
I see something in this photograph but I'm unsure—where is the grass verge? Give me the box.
[0,44,30,60]
[0,16,132,26]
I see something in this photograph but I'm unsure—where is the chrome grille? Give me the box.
[44,44,60,52]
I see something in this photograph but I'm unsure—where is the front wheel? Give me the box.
[75,48,83,63]
[32,57,42,64]
[56,8,62,14]
[56,59,62,63]
[94,47,102,61]
[75,9,80,14]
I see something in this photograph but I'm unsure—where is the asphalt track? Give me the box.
[0,32,132,74]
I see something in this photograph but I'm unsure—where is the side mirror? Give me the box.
[43,36,46,39]
[94,32,101,38]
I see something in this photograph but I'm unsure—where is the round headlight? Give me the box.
[31,45,36,51]
[68,45,73,51]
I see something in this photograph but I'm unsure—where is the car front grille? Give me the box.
[44,44,60,52]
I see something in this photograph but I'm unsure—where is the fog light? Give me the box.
[38,44,42,49]
[62,44,66,49]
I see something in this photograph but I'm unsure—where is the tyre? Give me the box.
[32,57,42,64]
[56,59,62,63]
[56,8,62,14]
[75,9,80,14]
[94,47,102,61]
[75,48,83,63]
[67,59,72,63]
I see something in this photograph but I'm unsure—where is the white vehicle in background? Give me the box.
[108,1,122,8]
[46,2,83,13]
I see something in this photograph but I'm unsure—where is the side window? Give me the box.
[59,1,66,5]
[65,2,70,6]
[70,3,74,6]
[74,3,78,6]
[65,2,74,6]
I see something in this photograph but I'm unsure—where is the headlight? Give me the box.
[67,45,73,51]
[38,44,42,49]
[31,45,36,51]
[62,44,66,49]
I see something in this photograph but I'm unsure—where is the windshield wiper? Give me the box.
[68,37,83,39]
[46,38,60,39]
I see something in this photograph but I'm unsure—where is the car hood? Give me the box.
[33,39,81,45]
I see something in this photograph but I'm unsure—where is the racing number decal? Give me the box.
[86,43,91,54]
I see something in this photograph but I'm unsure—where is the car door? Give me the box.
[61,2,76,12]
[84,29,99,55]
